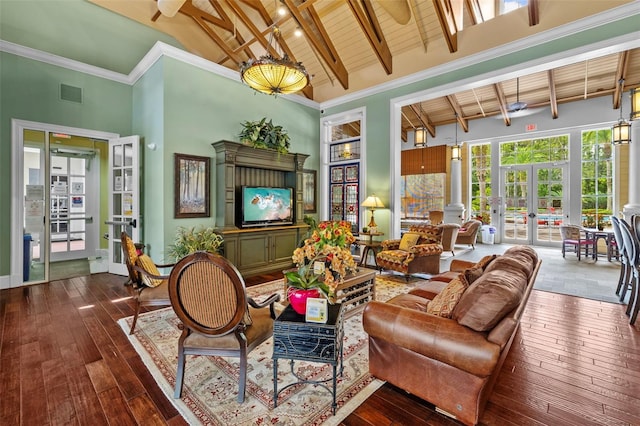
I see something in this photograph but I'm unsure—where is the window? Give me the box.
[470,143,492,223]
[321,111,365,233]
[500,136,568,166]
[581,129,613,229]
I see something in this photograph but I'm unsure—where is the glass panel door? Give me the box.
[502,166,530,243]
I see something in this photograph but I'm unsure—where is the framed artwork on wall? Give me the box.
[303,169,317,213]
[174,153,210,218]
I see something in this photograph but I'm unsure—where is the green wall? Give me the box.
[134,57,321,261]
[0,52,133,276]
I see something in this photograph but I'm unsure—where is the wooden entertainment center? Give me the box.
[211,140,309,277]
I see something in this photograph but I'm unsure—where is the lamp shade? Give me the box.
[414,128,427,148]
[612,119,632,145]
[631,88,640,121]
[240,55,309,95]
[451,144,462,161]
[362,195,384,209]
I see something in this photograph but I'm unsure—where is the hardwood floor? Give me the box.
[1,272,638,425]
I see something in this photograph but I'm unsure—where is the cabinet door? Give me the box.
[238,234,270,269]
[271,230,299,263]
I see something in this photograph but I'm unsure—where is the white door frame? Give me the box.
[9,119,118,288]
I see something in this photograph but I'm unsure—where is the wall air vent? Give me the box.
[60,83,83,103]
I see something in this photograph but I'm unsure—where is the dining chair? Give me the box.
[168,251,280,402]
[559,224,595,261]
[121,231,174,334]
[618,218,639,325]
[611,216,631,300]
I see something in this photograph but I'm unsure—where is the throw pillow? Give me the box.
[135,254,164,288]
[475,254,497,270]
[426,275,468,318]
[399,232,421,251]
[123,234,139,266]
[464,266,484,284]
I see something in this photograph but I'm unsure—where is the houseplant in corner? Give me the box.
[238,117,290,154]
[284,221,357,314]
[167,225,224,262]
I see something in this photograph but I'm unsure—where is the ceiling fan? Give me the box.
[498,77,542,119]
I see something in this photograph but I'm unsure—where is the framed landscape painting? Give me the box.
[174,153,210,218]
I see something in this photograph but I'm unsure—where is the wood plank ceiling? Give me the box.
[91,0,640,140]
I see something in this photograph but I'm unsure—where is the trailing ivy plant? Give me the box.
[239,118,291,154]
[167,226,224,261]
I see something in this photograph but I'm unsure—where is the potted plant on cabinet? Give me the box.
[284,221,357,314]
[238,118,290,154]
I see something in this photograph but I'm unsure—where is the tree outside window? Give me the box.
[581,129,613,230]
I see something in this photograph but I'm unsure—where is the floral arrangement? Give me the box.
[285,221,357,300]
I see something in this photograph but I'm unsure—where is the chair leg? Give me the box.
[619,263,632,302]
[129,300,141,335]
[174,347,186,399]
[626,272,638,317]
[615,260,630,296]
[238,347,247,403]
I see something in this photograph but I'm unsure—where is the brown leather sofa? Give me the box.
[363,245,541,426]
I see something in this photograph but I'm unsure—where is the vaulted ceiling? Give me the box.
[89,0,640,139]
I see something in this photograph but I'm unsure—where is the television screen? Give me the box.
[241,186,293,227]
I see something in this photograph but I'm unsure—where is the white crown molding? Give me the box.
[0,39,130,84]
[0,38,319,109]
[320,2,640,110]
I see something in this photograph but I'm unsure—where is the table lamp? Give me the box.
[362,195,385,229]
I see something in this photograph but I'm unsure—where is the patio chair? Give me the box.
[559,225,595,261]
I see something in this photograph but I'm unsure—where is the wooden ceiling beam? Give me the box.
[465,0,484,24]
[347,0,393,75]
[548,69,558,119]
[528,0,539,26]
[445,95,468,132]
[409,104,436,137]
[282,0,349,89]
[493,83,512,127]
[613,50,630,109]
[432,0,458,53]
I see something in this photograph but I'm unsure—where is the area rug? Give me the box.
[118,273,421,425]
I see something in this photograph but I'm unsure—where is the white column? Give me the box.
[623,124,640,220]
[444,158,465,223]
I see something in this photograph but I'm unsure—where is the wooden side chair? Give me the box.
[169,251,281,402]
[121,232,174,334]
[559,225,595,261]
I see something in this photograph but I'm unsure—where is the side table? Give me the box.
[273,303,345,414]
[356,231,384,269]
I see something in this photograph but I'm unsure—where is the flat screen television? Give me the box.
[240,186,294,228]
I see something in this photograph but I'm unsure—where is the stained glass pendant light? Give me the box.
[240,26,309,96]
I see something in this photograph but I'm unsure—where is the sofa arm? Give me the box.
[449,259,476,272]
[363,301,500,377]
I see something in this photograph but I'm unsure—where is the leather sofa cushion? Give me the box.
[452,268,527,332]
[485,246,537,279]
[464,266,484,284]
[409,279,449,300]
[387,293,430,311]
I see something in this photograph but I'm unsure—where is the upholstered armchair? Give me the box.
[456,219,482,249]
[438,223,461,255]
[376,224,443,280]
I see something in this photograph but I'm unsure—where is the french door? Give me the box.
[106,136,141,276]
[501,163,567,246]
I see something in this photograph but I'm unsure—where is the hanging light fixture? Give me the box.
[414,102,427,148]
[612,79,632,145]
[631,87,640,121]
[240,26,310,96]
[451,113,462,160]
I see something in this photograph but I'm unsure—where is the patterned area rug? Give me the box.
[118,272,421,425]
